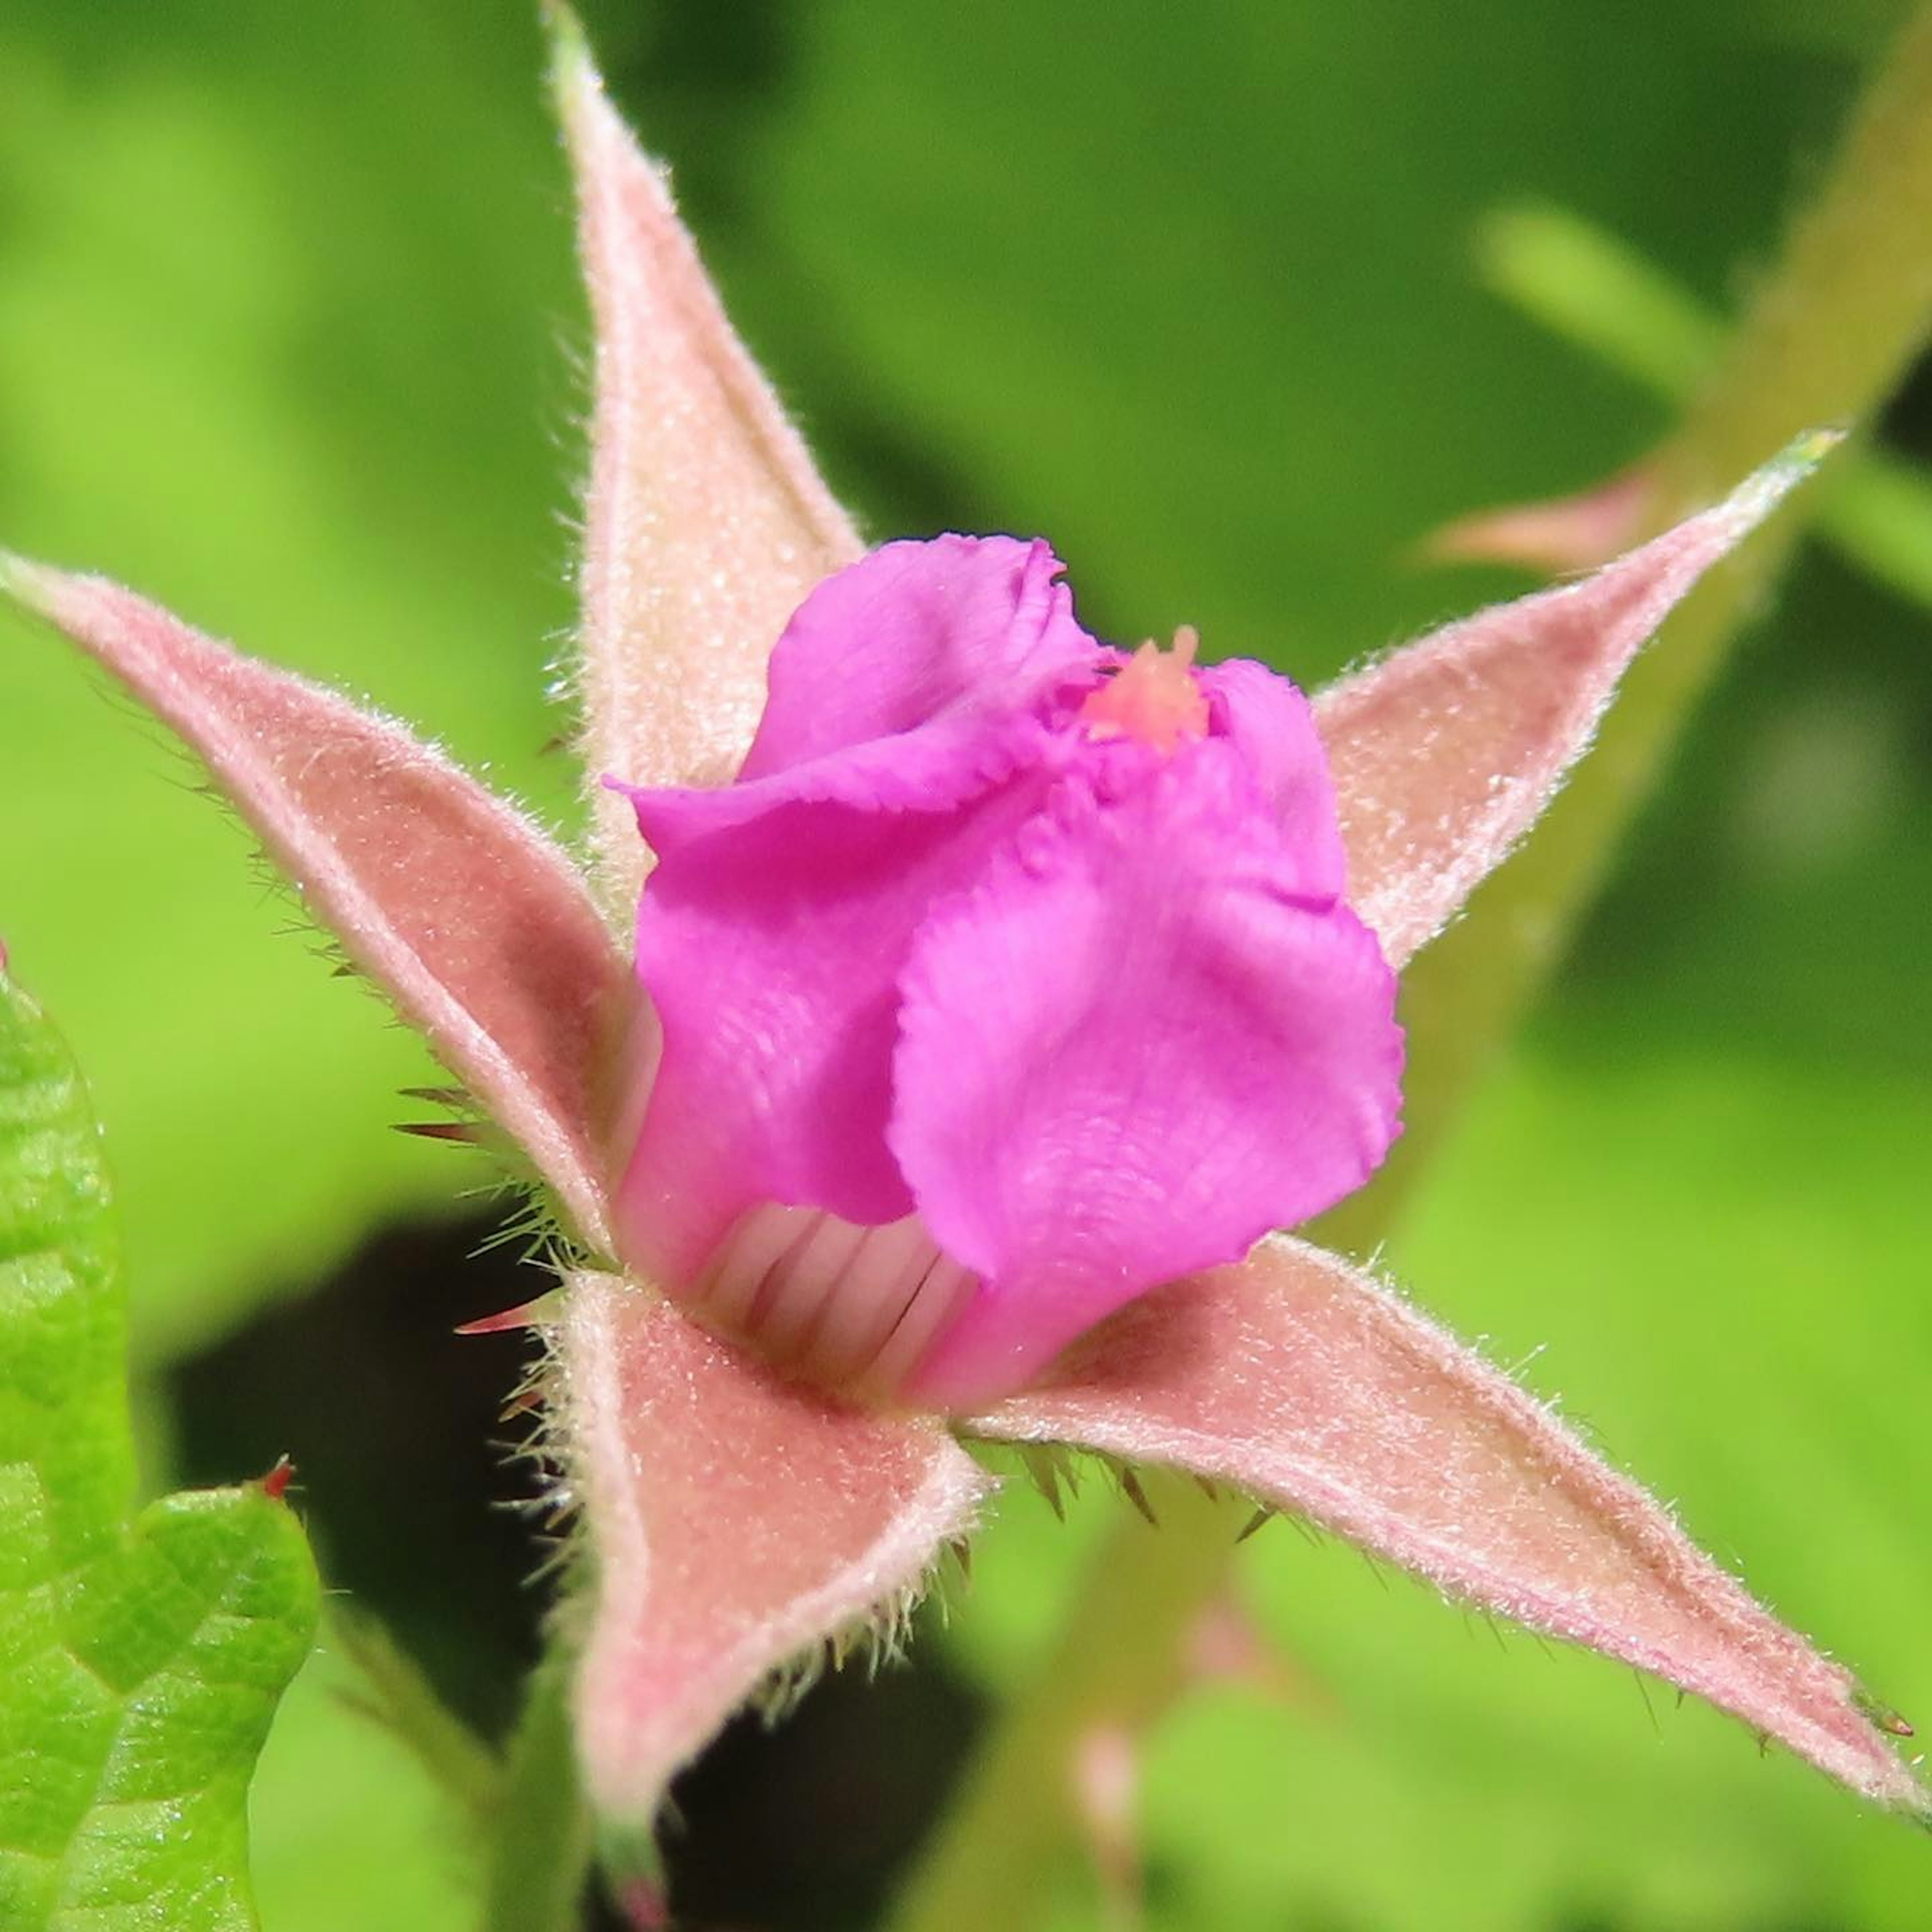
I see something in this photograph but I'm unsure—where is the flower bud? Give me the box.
[610,536,1403,1407]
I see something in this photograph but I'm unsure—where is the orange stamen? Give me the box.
[1079,624,1210,755]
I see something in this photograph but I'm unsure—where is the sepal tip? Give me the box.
[0,548,48,611]
[1725,426,1845,527]
[537,0,592,77]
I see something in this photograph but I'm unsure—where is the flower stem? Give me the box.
[887,9,1932,1927]
[326,1603,501,1834]
[482,1652,595,1932]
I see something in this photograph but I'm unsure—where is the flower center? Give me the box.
[1078,624,1210,755]
[684,1202,978,1402]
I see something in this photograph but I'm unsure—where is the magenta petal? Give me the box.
[740,536,1099,781]
[613,768,1050,1287]
[552,26,863,918]
[972,1237,1926,1814]
[1198,658,1346,898]
[2,557,627,1250]
[612,705,1044,861]
[896,744,1403,1408]
[609,536,1098,856]
[563,1272,991,1822]
[1317,439,1832,968]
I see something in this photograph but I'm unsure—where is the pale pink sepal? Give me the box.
[1319,435,1835,968]
[972,1234,1924,1812]
[552,21,864,920]
[1421,460,1657,577]
[1,556,626,1251]
[560,1270,993,1821]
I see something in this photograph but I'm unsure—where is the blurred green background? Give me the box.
[3,1,1930,1927]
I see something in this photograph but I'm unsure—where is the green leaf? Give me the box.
[0,968,318,1931]
[249,1650,478,1932]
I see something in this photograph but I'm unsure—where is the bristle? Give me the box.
[1020,1444,1069,1520]
[1236,1505,1275,1544]
[1857,1688,1917,1739]
[456,1298,550,1336]
[1118,1466,1159,1526]
[393,1119,486,1144]
[399,1083,472,1107]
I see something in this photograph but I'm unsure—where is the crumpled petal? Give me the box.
[1317,435,1835,968]
[560,1270,992,1823]
[0,556,626,1251]
[740,535,1099,781]
[613,768,1052,1286]
[551,15,863,920]
[612,534,1126,1287]
[610,533,1105,857]
[612,536,1095,857]
[970,1235,1926,1813]
[895,744,1403,1408]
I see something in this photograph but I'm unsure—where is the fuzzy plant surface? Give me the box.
[2,5,1927,1920]
[0,966,318,1931]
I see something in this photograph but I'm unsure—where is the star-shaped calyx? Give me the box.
[0,10,1917,1865]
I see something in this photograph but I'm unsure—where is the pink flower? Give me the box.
[2,8,1918,1863]
[609,534,1402,1407]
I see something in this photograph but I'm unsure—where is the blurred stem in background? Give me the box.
[883,5,1932,1927]
[485,1654,599,1932]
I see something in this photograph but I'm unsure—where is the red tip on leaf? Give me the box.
[261,1455,295,1502]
